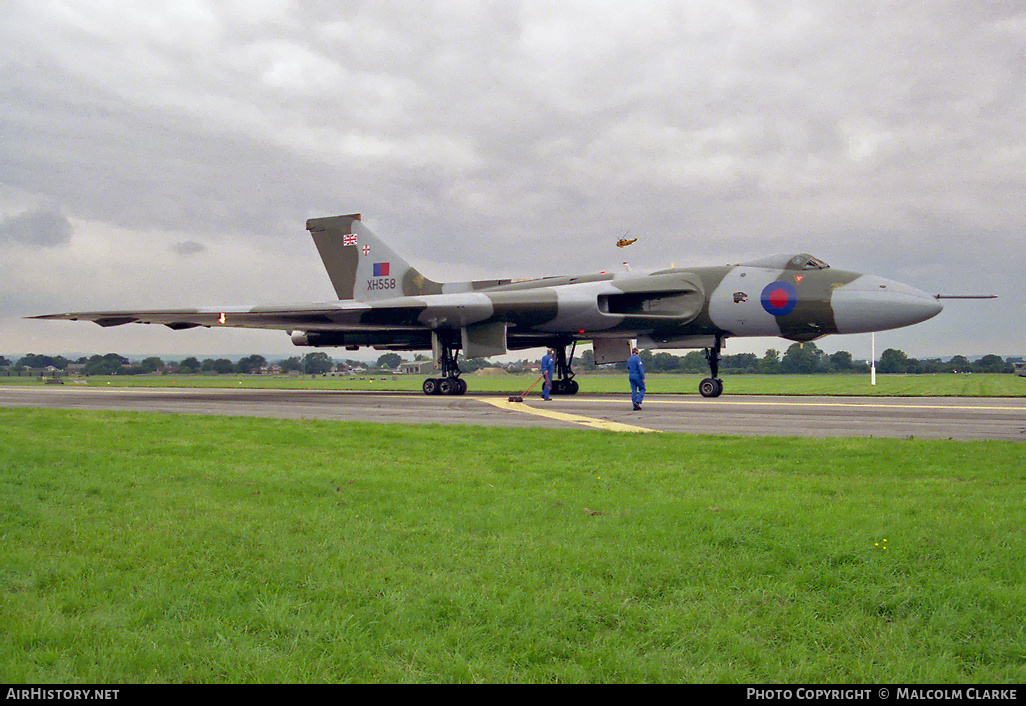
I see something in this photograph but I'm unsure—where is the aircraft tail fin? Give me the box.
[306,214,442,301]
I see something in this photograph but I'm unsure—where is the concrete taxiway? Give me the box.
[2,386,1023,440]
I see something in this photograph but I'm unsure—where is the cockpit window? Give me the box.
[794,255,830,270]
[740,253,831,270]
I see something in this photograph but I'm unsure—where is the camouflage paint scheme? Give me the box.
[32,213,943,370]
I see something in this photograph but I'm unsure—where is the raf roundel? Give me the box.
[761,281,798,317]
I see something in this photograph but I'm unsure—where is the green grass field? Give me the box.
[2,408,1023,683]
[4,371,1025,397]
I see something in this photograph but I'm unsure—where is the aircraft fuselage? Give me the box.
[327,262,942,350]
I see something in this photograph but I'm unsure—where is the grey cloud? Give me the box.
[170,240,207,257]
[0,209,73,247]
[0,1,1022,356]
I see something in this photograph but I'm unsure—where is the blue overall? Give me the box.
[541,353,555,400]
[627,354,645,406]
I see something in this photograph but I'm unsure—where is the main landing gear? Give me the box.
[422,333,467,396]
[419,336,582,397]
[700,336,725,398]
[550,341,580,395]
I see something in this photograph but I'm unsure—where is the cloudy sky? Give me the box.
[2,0,1023,362]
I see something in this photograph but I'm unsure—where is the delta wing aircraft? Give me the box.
[34,213,954,397]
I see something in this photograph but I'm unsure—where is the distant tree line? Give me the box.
[571,342,871,375]
[2,345,1020,376]
[578,342,1019,375]
[874,350,1015,374]
[2,352,361,376]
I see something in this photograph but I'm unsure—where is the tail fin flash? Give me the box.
[306,214,442,301]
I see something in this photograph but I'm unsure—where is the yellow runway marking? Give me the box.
[478,398,661,433]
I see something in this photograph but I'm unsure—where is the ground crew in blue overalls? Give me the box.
[627,347,645,410]
[541,348,555,401]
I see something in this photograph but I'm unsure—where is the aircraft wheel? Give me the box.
[568,379,579,395]
[699,377,723,398]
[439,378,458,395]
[423,378,439,395]
[456,378,468,395]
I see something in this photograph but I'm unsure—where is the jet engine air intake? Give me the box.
[596,273,704,320]
[599,291,700,318]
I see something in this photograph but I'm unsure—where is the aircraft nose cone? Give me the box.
[832,276,943,334]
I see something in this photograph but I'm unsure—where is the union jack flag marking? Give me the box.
[343,233,357,247]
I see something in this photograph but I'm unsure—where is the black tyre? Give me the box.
[699,377,723,398]
[423,378,439,395]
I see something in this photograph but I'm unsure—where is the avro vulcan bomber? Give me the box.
[34,213,963,397]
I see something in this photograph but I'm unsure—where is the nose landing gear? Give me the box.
[700,336,724,398]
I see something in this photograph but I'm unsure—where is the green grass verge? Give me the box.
[4,372,1025,397]
[1,408,1023,683]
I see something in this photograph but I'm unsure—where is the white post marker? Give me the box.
[871,332,877,386]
